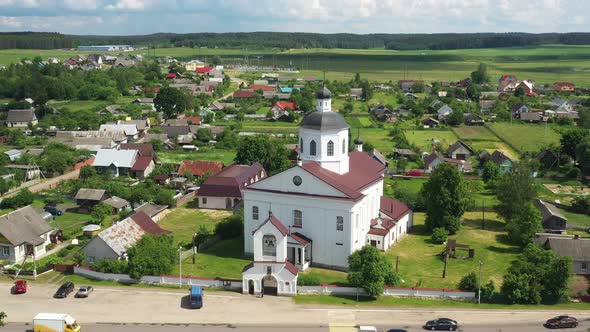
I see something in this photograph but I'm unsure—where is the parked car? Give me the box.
[387,329,409,332]
[54,282,75,298]
[75,286,93,298]
[405,169,423,176]
[423,318,458,331]
[44,206,63,216]
[544,316,578,329]
[13,280,27,294]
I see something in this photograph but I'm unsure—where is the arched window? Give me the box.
[300,138,303,153]
[293,210,302,228]
[262,235,277,257]
[327,140,334,156]
[342,139,346,154]
[310,140,316,156]
[252,206,259,220]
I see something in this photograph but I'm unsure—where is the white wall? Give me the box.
[299,128,349,174]
[241,262,297,296]
[198,196,230,210]
[298,285,475,300]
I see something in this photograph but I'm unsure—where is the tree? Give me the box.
[446,108,464,126]
[347,245,400,298]
[1,188,34,209]
[576,136,590,176]
[560,128,589,161]
[505,202,542,246]
[195,224,212,247]
[470,63,489,84]
[501,244,571,304]
[195,128,212,143]
[411,81,425,93]
[0,311,6,327]
[79,165,97,180]
[421,163,468,234]
[481,161,500,184]
[154,87,186,119]
[457,272,478,292]
[360,80,373,101]
[127,234,176,279]
[234,136,291,175]
[495,162,537,221]
[91,202,112,224]
[431,227,449,244]
[514,86,525,97]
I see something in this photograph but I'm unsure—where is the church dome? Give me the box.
[300,111,349,131]
[316,86,332,100]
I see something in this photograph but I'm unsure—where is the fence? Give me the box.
[175,191,196,207]
[299,284,475,300]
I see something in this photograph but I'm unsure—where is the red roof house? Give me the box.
[272,101,297,111]
[233,90,255,99]
[166,73,177,79]
[196,67,213,74]
[250,85,275,92]
[553,82,576,92]
[184,116,201,125]
[178,160,223,177]
[130,156,155,180]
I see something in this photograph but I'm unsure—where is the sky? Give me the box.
[0,0,588,35]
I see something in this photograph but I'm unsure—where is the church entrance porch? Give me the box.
[262,275,278,296]
[287,232,312,271]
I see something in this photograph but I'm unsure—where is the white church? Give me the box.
[241,87,413,296]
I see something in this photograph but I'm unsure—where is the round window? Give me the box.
[293,175,302,186]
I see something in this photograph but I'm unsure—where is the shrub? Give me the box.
[92,259,129,274]
[567,166,581,178]
[297,273,321,286]
[431,227,449,244]
[457,272,478,292]
[481,280,496,302]
[572,196,590,215]
[215,213,244,239]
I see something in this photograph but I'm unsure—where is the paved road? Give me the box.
[2,283,590,331]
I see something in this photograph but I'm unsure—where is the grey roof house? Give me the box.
[536,200,567,233]
[6,109,38,128]
[75,188,108,210]
[437,105,453,120]
[0,206,54,264]
[535,233,590,275]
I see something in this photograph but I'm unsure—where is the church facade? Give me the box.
[241,87,413,296]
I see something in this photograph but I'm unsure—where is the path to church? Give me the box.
[2,282,589,331]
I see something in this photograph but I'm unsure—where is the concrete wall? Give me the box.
[197,196,231,210]
[175,191,197,207]
[298,285,475,300]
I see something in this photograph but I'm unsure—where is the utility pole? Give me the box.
[442,252,449,278]
[178,246,182,288]
[192,233,197,264]
[482,200,485,230]
[395,256,400,273]
[478,261,483,304]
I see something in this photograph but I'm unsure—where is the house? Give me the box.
[99,124,138,140]
[371,149,389,168]
[185,60,205,71]
[404,92,419,100]
[178,160,224,177]
[536,200,567,233]
[119,143,155,158]
[83,211,169,262]
[535,233,590,275]
[184,116,202,125]
[553,82,576,93]
[92,149,139,177]
[118,119,150,134]
[158,126,191,140]
[516,80,537,96]
[197,163,266,210]
[75,188,108,211]
[52,131,121,151]
[422,117,440,128]
[196,66,214,74]
[209,101,235,112]
[429,100,443,110]
[113,57,136,68]
[447,141,474,160]
[102,196,130,215]
[270,102,297,121]
[371,105,396,123]
[464,113,485,126]
[349,88,363,100]
[479,100,496,112]
[242,87,413,294]
[391,148,416,159]
[511,103,530,116]
[249,85,275,92]
[490,150,513,173]
[0,206,54,264]
[233,90,255,100]
[399,80,422,92]
[424,152,471,173]
[4,149,21,162]
[134,203,169,222]
[519,111,543,123]
[133,98,155,110]
[368,197,412,251]
[130,156,155,180]
[498,74,518,89]
[6,109,38,128]
[437,105,453,121]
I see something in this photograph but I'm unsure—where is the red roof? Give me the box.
[273,101,297,111]
[196,67,213,74]
[380,196,411,221]
[120,143,154,157]
[284,260,299,275]
[178,160,223,177]
[74,157,95,170]
[289,232,311,245]
[252,213,289,236]
[184,116,201,125]
[554,82,575,90]
[130,211,170,235]
[250,85,275,91]
[131,156,153,171]
[166,73,177,79]
[500,74,517,81]
[299,151,386,201]
[233,90,255,98]
[198,163,265,198]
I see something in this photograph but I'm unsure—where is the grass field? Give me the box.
[159,207,232,246]
[387,212,518,289]
[405,129,458,151]
[346,116,373,128]
[5,44,590,85]
[451,126,518,159]
[158,148,236,165]
[487,123,562,154]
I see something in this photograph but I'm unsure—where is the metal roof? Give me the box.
[0,206,53,246]
[92,149,138,168]
[300,111,349,131]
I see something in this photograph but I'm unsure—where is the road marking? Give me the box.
[329,322,357,332]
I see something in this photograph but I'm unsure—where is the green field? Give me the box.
[451,126,518,159]
[5,44,590,85]
[405,129,458,151]
[159,207,232,246]
[487,123,562,154]
[158,148,237,165]
[346,116,373,128]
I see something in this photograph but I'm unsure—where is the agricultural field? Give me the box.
[404,129,458,152]
[487,123,562,154]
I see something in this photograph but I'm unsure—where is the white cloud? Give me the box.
[104,0,144,11]
[63,0,102,10]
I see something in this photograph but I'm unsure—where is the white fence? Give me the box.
[73,266,242,290]
[299,285,475,300]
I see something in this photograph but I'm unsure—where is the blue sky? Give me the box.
[0,0,587,35]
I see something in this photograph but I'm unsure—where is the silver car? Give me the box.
[75,286,94,298]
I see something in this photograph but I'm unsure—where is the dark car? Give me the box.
[13,280,27,294]
[54,282,75,298]
[424,318,458,331]
[387,329,409,332]
[545,316,578,329]
[44,206,63,216]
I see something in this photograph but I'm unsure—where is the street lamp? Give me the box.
[192,233,197,264]
[178,246,183,288]
[478,261,483,304]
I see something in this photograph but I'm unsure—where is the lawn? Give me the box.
[346,116,373,128]
[386,212,519,289]
[369,92,399,107]
[300,268,348,285]
[159,207,231,246]
[562,210,590,228]
[487,123,562,154]
[404,129,458,152]
[358,128,396,153]
[157,148,236,165]
[171,236,250,279]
